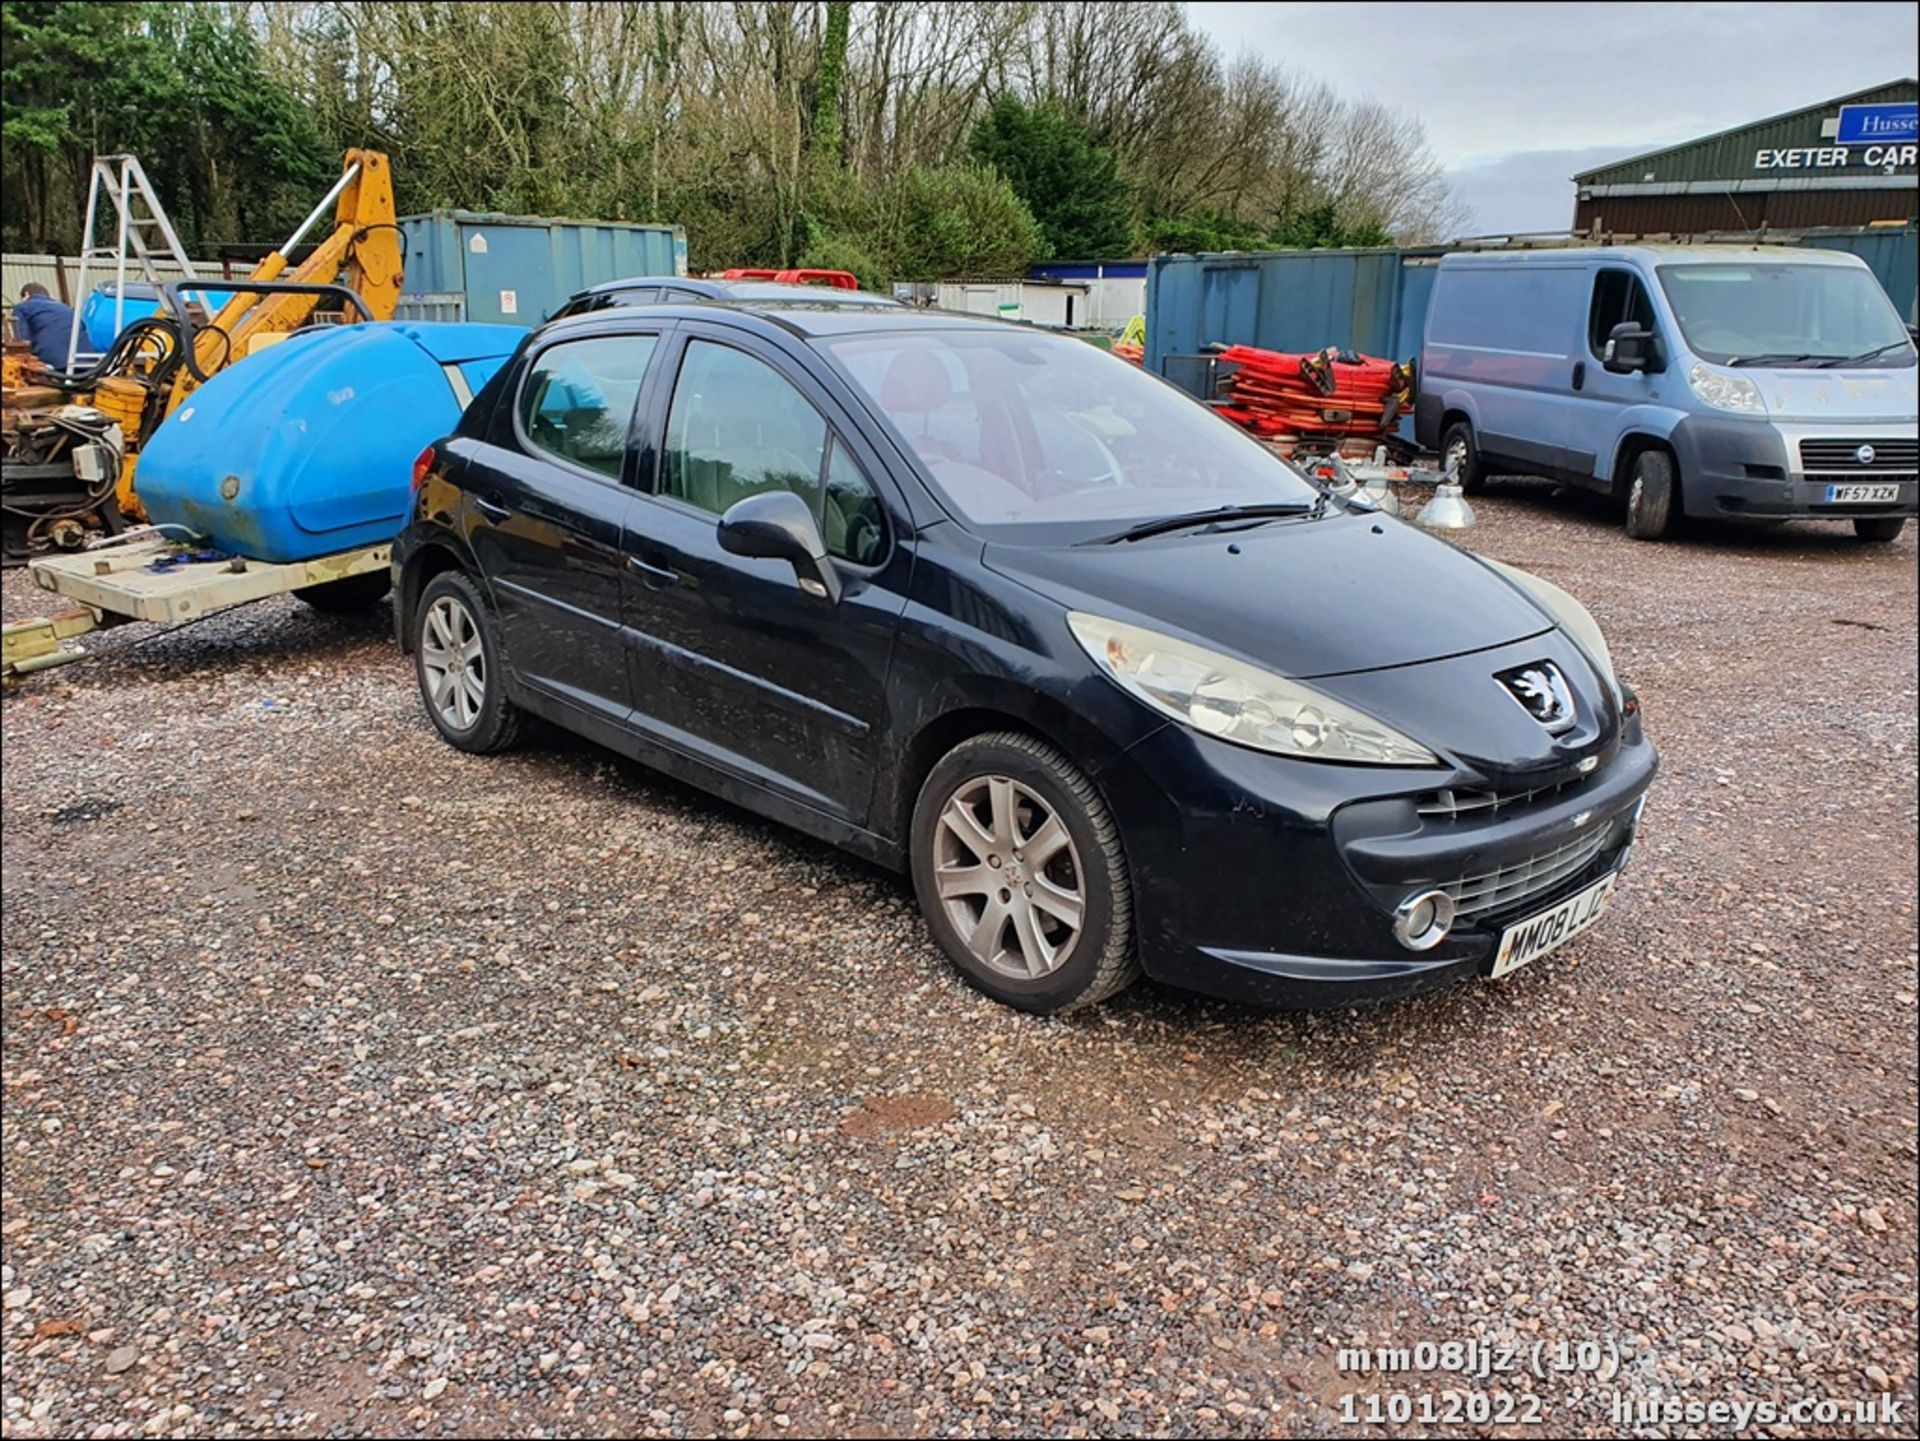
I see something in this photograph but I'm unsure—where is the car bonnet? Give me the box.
[981,510,1553,680]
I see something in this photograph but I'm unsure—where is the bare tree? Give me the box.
[235,0,1468,267]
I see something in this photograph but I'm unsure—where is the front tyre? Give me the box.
[910,732,1138,1014]
[1854,517,1907,543]
[413,571,522,753]
[1623,449,1676,540]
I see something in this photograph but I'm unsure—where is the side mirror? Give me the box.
[1603,321,1664,375]
[717,490,841,603]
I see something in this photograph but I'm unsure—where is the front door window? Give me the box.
[662,338,886,562]
[1587,270,1656,359]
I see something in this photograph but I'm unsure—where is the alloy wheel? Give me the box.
[420,595,485,730]
[933,775,1085,980]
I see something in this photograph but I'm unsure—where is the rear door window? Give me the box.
[518,335,659,479]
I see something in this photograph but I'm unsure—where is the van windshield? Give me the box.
[1656,263,1915,368]
[822,328,1320,538]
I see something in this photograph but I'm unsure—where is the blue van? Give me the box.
[1414,246,1918,542]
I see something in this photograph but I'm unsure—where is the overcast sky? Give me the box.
[1185,2,1918,236]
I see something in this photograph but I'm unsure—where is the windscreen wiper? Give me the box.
[1816,340,1913,368]
[1726,353,1818,367]
[1095,501,1319,544]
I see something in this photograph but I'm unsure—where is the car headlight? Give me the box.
[1483,559,1622,707]
[1687,363,1762,414]
[1067,613,1438,766]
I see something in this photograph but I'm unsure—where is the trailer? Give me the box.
[3,533,391,681]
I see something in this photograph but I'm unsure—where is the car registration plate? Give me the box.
[1489,873,1618,979]
[1825,483,1901,504]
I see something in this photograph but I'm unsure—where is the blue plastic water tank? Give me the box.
[136,322,524,563]
[82,282,241,351]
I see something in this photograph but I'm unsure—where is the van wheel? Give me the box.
[295,571,391,613]
[1853,517,1907,543]
[910,732,1138,1015]
[1440,421,1486,495]
[1623,450,1676,540]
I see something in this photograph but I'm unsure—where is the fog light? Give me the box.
[1393,889,1456,951]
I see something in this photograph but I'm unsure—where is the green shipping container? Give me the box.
[397,209,689,327]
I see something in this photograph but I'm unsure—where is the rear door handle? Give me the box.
[1571,361,1587,391]
[473,496,511,522]
[625,553,679,588]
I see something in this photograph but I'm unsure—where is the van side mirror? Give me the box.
[717,490,842,603]
[1603,321,1664,375]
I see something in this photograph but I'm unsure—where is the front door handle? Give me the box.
[1572,360,1587,391]
[473,495,511,522]
[625,553,679,588]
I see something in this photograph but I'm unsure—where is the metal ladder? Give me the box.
[61,155,200,371]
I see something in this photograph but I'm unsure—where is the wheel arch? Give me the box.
[1610,431,1678,503]
[885,689,1135,854]
[396,534,472,652]
[1436,388,1481,438]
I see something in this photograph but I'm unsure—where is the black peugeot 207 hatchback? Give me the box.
[393,302,1658,1014]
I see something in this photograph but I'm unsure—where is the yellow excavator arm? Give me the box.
[112,149,403,520]
[176,149,402,396]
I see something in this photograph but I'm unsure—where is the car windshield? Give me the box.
[821,328,1320,536]
[1656,262,1915,368]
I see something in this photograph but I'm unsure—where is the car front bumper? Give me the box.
[1099,716,1658,1008]
[1671,415,1918,521]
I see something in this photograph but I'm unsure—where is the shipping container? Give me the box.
[1145,224,1919,393]
[1145,245,1444,388]
[397,210,688,327]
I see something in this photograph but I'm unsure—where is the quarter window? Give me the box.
[662,339,886,563]
[519,335,658,478]
[823,438,885,565]
[1588,270,1656,358]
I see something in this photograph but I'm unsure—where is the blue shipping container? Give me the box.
[137,321,525,563]
[1146,224,1920,388]
[398,209,688,327]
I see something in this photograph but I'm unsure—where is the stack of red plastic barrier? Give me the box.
[1213,345,1414,441]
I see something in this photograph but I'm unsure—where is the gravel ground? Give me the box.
[2,486,1915,1440]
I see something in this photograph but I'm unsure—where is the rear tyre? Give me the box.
[1853,517,1907,544]
[413,570,522,753]
[295,570,391,613]
[1623,449,1676,540]
[1440,420,1487,495]
[910,732,1138,1014]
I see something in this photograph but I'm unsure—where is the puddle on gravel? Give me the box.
[840,1093,957,1138]
[47,799,124,826]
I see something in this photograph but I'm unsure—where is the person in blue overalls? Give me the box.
[12,284,78,369]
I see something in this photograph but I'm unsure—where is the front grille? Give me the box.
[1417,771,1592,821]
[1441,828,1611,919]
[1798,438,1919,474]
